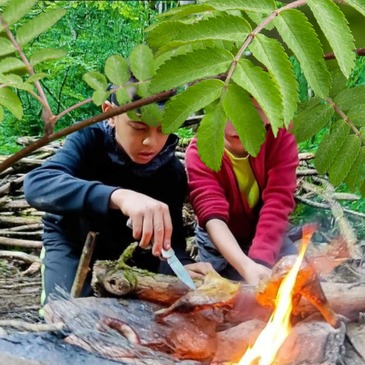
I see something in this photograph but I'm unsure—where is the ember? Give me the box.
[237,225,316,365]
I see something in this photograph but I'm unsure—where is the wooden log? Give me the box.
[0,236,42,249]
[0,216,41,227]
[92,261,365,323]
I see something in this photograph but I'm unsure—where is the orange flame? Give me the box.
[237,224,316,365]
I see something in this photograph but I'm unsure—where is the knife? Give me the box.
[126,219,196,290]
[161,248,196,290]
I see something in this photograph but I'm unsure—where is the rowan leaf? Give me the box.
[250,34,298,127]
[345,0,365,17]
[329,67,348,99]
[16,9,66,46]
[196,103,227,172]
[0,87,23,119]
[328,134,361,187]
[167,13,251,45]
[206,0,276,13]
[155,3,214,20]
[232,59,283,135]
[83,71,107,91]
[334,85,365,111]
[292,98,334,143]
[274,9,330,98]
[0,38,15,57]
[222,83,266,156]
[92,90,108,107]
[2,74,33,91]
[26,73,48,83]
[344,146,365,192]
[130,44,155,82]
[146,20,182,51]
[307,0,356,78]
[162,79,224,134]
[0,57,25,74]
[104,55,129,86]
[314,120,350,175]
[1,0,38,30]
[141,104,163,128]
[29,49,67,67]
[150,48,233,93]
[347,105,365,127]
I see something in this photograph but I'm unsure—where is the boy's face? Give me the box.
[104,104,169,164]
[224,120,247,158]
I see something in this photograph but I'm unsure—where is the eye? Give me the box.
[130,122,148,131]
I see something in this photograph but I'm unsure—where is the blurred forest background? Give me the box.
[0,0,364,244]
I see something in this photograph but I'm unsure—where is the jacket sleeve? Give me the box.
[248,128,299,266]
[24,128,116,216]
[185,138,230,228]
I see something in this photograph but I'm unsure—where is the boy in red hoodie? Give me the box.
[185,102,299,284]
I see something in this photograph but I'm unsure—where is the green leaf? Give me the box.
[205,0,275,13]
[196,103,227,172]
[344,146,365,191]
[2,74,33,91]
[0,38,15,57]
[329,67,348,99]
[115,88,131,106]
[0,87,23,119]
[222,83,266,156]
[92,90,108,106]
[162,79,224,134]
[345,0,365,17]
[347,105,365,127]
[292,98,334,143]
[314,120,350,174]
[232,59,283,135]
[83,71,107,91]
[334,85,365,111]
[1,0,38,30]
[16,9,66,46]
[328,134,361,186]
[274,9,330,98]
[250,34,298,127]
[166,13,251,45]
[155,3,215,20]
[30,49,67,67]
[146,20,182,51]
[307,0,356,78]
[150,48,233,93]
[26,73,47,84]
[141,104,163,128]
[0,57,25,74]
[0,105,3,123]
[104,55,129,86]
[130,44,155,81]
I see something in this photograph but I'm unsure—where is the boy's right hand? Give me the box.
[110,189,172,257]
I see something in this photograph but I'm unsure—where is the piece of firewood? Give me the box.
[92,261,365,323]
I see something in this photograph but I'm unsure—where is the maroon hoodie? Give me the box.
[185,126,299,267]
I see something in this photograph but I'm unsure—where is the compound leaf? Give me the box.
[274,9,330,98]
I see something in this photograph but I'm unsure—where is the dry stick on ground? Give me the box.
[0,319,64,332]
[300,177,361,258]
[0,236,42,249]
[71,231,98,298]
[0,250,41,264]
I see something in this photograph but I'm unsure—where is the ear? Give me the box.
[102,101,116,127]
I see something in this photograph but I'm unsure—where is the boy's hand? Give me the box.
[110,189,172,256]
[184,262,218,280]
[242,261,272,285]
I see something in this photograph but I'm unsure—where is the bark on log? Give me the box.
[0,236,42,249]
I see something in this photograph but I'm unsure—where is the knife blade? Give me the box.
[161,248,196,290]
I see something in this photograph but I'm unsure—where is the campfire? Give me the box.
[39,224,363,365]
[237,225,319,364]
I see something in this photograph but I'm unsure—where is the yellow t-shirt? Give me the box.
[225,148,259,208]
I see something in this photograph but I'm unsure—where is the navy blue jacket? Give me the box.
[24,121,191,273]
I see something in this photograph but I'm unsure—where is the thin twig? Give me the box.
[71,231,98,298]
